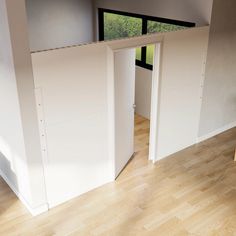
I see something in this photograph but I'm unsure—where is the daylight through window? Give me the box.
[99,9,195,70]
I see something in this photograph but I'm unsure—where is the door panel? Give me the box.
[114,49,136,178]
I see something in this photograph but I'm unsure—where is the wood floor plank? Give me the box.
[0,115,236,235]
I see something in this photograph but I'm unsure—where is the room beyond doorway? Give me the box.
[133,44,154,162]
[135,45,154,120]
[134,115,150,161]
[115,114,150,179]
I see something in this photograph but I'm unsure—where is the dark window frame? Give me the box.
[98,8,195,70]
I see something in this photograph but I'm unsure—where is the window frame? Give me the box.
[98,8,195,70]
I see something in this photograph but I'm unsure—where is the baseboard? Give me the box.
[48,178,113,209]
[0,169,48,216]
[30,204,49,216]
[154,140,197,163]
[197,121,236,143]
[155,122,236,162]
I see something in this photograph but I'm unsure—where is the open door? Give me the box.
[114,49,136,178]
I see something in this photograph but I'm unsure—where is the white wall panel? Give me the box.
[32,44,111,207]
[135,66,152,119]
[32,26,209,207]
[156,28,209,159]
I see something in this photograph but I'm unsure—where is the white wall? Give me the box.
[31,32,163,208]
[31,27,209,207]
[94,0,213,27]
[156,27,209,160]
[0,0,31,205]
[26,0,94,52]
[198,0,236,139]
[135,66,152,119]
[31,44,112,208]
[0,0,47,214]
[31,31,166,208]
[1,0,223,216]
[25,0,214,52]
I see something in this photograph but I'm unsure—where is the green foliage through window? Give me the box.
[147,21,187,34]
[146,22,187,66]
[146,45,155,65]
[136,47,142,61]
[100,9,194,70]
[104,13,142,40]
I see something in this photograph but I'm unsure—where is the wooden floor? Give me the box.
[1,115,236,235]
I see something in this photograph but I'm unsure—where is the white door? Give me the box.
[114,49,136,178]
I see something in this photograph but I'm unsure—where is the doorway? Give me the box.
[111,43,161,179]
[133,44,154,167]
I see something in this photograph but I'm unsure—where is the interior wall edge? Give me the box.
[5,0,48,209]
[0,168,48,216]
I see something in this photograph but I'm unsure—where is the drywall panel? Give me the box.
[198,0,236,138]
[31,30,168,208]
[156,27,209,160]
[32,26,209,207]
[31,27,165,208]
[26,0,94,52]
[114,49,136,177]
[32,44,112,207]
[94,0,213,27]
[135,66,152,119]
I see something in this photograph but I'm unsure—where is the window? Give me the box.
[99,9,195,70]
[103,12,142,40]
[147,20,188,34]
